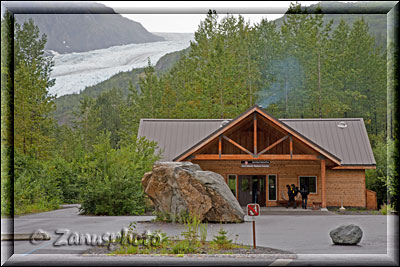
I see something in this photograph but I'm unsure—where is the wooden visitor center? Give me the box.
[139,105,377,210]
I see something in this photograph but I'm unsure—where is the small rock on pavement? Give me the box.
[330,224,363,245]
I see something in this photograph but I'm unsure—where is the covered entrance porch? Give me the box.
[236,174,277,207]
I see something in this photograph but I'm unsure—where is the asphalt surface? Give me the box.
[1,206,398,266]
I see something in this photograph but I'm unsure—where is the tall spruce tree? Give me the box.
[14,19,56,159]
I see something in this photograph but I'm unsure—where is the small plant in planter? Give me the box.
[179,215,201,252]
[212,227,233,249]
[199,222,208,244]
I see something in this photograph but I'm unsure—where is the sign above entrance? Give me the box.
[241,161,270,168]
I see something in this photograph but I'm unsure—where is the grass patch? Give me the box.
[96,214,291,256]
[109,220,252,256]
[111,240,252,255]
[379,203,393,215]
[14,203,60,216]
[328,206,381,215]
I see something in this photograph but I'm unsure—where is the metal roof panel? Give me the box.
[138,117,375,165]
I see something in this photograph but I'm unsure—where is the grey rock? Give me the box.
[142,162,244,223]
[330,224,363,245]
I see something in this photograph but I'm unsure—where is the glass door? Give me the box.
[238,175,252,206]
[268,175,277,201]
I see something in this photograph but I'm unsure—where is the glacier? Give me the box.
[49,33,194,97]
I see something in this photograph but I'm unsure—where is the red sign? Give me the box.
[247,203,260,216]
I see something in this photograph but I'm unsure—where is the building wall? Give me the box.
[191,160,366,207]
[366,189,378,210]
[326,169,366,207]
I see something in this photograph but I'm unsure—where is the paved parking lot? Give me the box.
[1,206,398,265]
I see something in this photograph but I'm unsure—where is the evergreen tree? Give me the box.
[13,19,56,159]
[1,11,14,217]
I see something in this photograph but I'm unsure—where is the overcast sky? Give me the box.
[97,1,322,33]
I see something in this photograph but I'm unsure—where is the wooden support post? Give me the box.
[254,113,257,155]
[252,220,256,249]
[289,135,293,159]
[218,135,222,159]
[321,159,327,209]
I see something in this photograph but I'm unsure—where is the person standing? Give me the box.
[286,184,296,209]
[300,185,309,209]
[291,184,298,209]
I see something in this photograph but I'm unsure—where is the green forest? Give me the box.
[1,2,398,216]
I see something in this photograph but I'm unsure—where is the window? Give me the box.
[228,174,237,197]
[299,176,317,194]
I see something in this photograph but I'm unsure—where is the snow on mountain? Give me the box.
[49,33,194,97]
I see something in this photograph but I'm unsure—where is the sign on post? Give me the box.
[247,203,260,249]
[247,203,260,217]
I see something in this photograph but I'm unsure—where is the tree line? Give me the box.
[121,6,392,208]
[2,2,397,216]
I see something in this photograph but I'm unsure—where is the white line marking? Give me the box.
[21,240,52,257]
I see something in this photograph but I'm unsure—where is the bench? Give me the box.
[278,191,302,207]
[277,200,302,206]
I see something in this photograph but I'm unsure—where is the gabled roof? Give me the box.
[172,106,341,164]
[138,119,226,162]
[138,106,376,166]
[281,118,375,166]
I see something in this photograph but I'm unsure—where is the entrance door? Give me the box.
[238,175,252,206]
[268,175,277,201]
[238,175,266,206]
[259,176,266,206]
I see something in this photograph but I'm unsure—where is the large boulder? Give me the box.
[329,224,363,245]
[142,162,245,223]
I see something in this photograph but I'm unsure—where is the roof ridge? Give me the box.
[141,118,362,121]
[280,118,362,121]
[140,118,230,121]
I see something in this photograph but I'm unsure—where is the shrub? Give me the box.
[46,156,84,204]
[14,152,62,215]
[79,133,160,216]
[380,203,393,215]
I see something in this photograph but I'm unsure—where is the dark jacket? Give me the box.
[287,187,295,199]
[300,187,309,199]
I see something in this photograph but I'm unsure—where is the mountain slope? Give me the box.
[273,1,394,48]
[10,2,164,53]
[53,48,190,125]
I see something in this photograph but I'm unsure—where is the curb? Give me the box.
[1,233,51,241]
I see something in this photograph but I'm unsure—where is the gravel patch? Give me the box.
[84,242,294,256]
[333,210,381,215]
